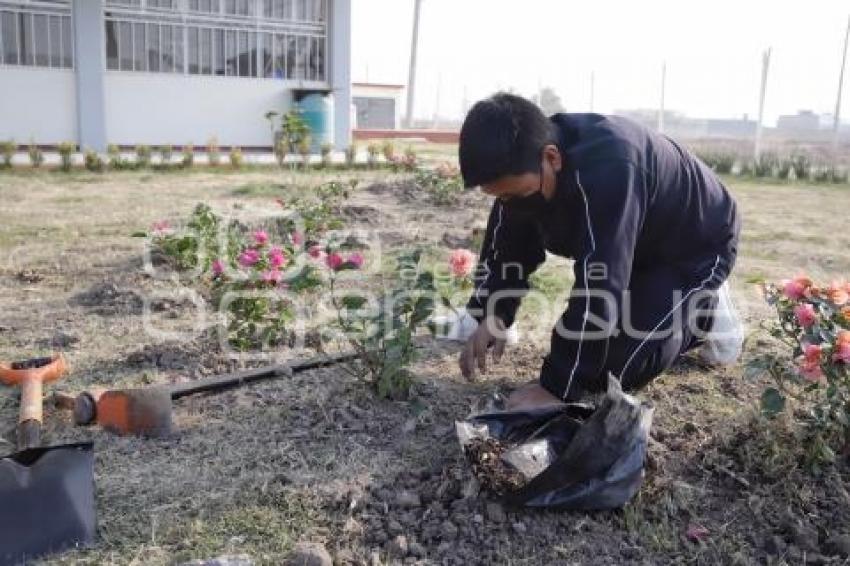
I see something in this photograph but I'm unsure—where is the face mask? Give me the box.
[500,163,548,219]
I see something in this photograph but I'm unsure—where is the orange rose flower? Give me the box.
[827,281,850,306]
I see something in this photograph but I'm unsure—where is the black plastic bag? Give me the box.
[456,375,653,510]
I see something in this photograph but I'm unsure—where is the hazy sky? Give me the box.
[351,0,850,126]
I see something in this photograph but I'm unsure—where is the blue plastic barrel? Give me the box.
[296,93,334,152]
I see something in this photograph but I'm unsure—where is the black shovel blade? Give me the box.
[0,442,95,566]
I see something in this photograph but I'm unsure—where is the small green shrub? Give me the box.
[320,142,333,168]
[381,141,395,162]
[345,144,357,167]
[207,136,220,166]
[366,143,380,167]
[182,144,195,168]
[281,109,310,153]
[332,249,436,400]
[297,137,312,169]
[159,144,173,165]
[28,141,43,168]
[274,139,288,167]
[57,142,76,172]
[135,144,152,168]
[753,153,779,178]
[402,146,418,171]
[415,163,463,205]
[791,153,812,180]
[84,149,104,172]
[0,140,14,168]
[229,146,243,169]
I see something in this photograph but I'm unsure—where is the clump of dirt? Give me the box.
[464,437,527,495]
[341,204,380,225]
[442,232,472,249]
[71,282,143,315]
[15,269,44,283]
[365,180,419,203]
[126,331,240,378]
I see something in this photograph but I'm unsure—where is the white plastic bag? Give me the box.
[697,281,744,365]
[431,307,519,344]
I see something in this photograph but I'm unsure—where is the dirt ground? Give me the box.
[1,165,850,565]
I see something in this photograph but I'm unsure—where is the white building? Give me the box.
[352,82,403,130]
[0,0,351,150]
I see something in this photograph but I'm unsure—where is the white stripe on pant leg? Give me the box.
[562,171,596,400]
[619,254,722,379]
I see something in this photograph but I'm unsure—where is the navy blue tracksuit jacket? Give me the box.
[466,113,741,400]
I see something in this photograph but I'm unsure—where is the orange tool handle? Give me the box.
[18,374,43,449]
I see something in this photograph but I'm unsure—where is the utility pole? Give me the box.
[461,85,469,116]
[754,48,771,163]
[832,15,850,166]
[589,71,595,112]
[657,62,666,133]
[404,0,423,129]
[433,73,441,128]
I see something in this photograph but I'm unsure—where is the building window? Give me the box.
[188,0,221,14]
[0,5,73,69]
[224,0,254,16]
[103,0,325,82]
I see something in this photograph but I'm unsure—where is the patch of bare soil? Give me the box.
[70,281,144,315]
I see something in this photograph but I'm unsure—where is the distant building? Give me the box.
[614,109,756,139]
[0,0,352,150]
[703,116,757,138]
[776,110,821,133]
[351,82,403,129]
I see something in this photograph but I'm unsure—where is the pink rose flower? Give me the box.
[347,252,364,269]
[782,275,813,301]
[212,259,225,277]
[798,343,825,383]
[794,303,817,328]
[449,249,476,278]
[261,270,281,284]
[253,230,269,247]
[308,245,325,260]
[268,246,287,269]
[799,360,825,383]
[238,249,260,267]
[326,252,344,271]
[291,232,304,246]
[152,220,171,234]
[803,343,822,363]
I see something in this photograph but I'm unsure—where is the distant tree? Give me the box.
[532,87,566,116]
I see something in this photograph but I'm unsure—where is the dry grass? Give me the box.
[0,167,849,564]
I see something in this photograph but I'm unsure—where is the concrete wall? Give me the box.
[73,0,107,150]
[104,73,293,147]
[0,68,77,144]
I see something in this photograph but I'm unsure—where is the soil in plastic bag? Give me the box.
[456,375,654,510]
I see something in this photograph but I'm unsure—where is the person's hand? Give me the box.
[504,382,565,411]
[459,315,507,379]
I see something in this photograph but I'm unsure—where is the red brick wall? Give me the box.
[353,129,459,144]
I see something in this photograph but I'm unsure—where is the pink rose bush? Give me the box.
[754,275,850,455]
